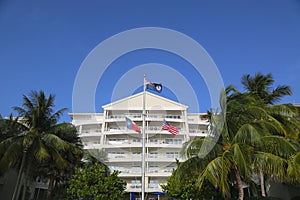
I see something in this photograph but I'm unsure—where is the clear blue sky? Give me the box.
[1,0,300,122]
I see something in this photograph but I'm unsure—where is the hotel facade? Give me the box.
[69,92,209,199]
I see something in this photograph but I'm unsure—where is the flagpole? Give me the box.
[142,74,146,200]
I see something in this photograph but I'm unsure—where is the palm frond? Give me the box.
[50,148,68,169]
[198,153,232,198]
[42,133,69,151]
[231,143,253,181]
[254,151,288,181]
[260,135,299,158]
[0,138,23,174]
[34,138,51,161]
[233,124,262,145]
[181,138,223,160]
[287,151,300,182]
[266,85,292,104]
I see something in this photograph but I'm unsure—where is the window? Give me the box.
[148,166,159,173]
[165,139,173,144]
[131,180,141,188]
[131,166,141,173]
[149,180,159,188]
[148,152,158,158]
[132,139,141,144]
[108,139,127,144]
[149,139,158,144]
[110,166,124,172]
[166,152,179,159]
[165,165,176,172]
[132,152,141,158]
[174,139,182,144]
[165,138,182,144]
[108,152,125,159]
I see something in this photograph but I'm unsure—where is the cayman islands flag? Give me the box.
[146,81,162,93]
[125,117,141,133]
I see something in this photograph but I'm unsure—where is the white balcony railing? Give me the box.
[107,154,181,162]
[80,129,102,135]
[106,114,184,121]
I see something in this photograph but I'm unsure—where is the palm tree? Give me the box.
[0,115,28,200]
[0,116,27,175]
[179,87,300,200]
[241,73,292,105]
[0,91,83,200]
[179,89,250,199]
[241,73,300,196]
[36,122,83,199]
[84,149,108,167]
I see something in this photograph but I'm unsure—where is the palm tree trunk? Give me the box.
[259,170,266,197]
[234,166,244,200]
[21,178,27,200]
[16,173,24,200]
[12,149,27,200]
[47,175,55,199]
[22,161,32,200]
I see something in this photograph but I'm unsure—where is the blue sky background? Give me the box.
[1,0,300,122]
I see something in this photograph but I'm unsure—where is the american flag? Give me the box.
[162,119,179,135]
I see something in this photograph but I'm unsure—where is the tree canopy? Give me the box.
[67,163,126,200]
[0,90,83,200]
[175,74,300,200]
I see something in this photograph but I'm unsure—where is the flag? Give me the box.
[162,119,179,135]
[125,117,141,133]
[130,192,136,200]
[146,81,162,93]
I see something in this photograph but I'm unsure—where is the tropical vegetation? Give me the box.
[66,162,126,200]
[0,91,83,200]
[166,73,300,200]
[161,159,223,199]
[0,73,299,200]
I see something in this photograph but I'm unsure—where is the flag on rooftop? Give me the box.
[125,117,141,133]
[146,81,162,93]
[162,119,179,135]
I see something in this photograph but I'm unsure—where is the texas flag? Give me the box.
[125,117,141,133]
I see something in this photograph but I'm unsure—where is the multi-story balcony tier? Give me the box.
[69,92,209,195]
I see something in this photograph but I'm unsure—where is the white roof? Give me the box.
[102,92,188,111]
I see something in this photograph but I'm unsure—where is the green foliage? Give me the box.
[0,90,84,199]
[51,184,68,200]
[161,161,222,200]
[67,163,126,200]
[177,73,300,199]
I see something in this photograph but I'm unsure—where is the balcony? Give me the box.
[104,127,143,135]
[105,114,184,122]
[147,155,181,162]
[187,116,209,125]
[93,138,184,149]
[189,129,208,137]
[106,114,142,122]
[126,184,142,193]
[106,154,182,162]
[126,184,163,193]
[79,129,102,137]
[103,126,185,136]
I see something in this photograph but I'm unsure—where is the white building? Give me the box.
[69,92,209,198]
